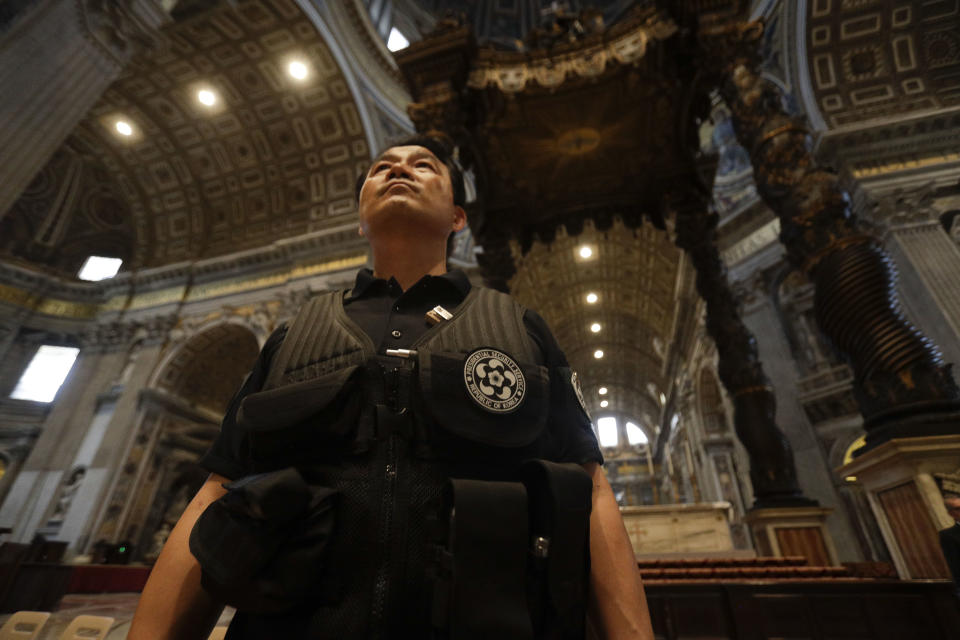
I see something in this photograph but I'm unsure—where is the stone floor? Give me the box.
[0,593,236,639]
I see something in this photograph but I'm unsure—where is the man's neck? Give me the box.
[370,237,447,291]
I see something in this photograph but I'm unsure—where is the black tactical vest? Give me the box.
[223,286,559,639]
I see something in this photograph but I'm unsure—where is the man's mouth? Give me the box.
[380,181,418,196]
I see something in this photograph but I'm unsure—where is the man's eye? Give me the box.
[417,162,435,170]
[373,164,389,173]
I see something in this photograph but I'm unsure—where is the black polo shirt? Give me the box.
[200,268,602,479]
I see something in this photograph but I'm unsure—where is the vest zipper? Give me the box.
[371,429,399,636]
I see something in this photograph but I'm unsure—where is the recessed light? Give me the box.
[197,89,217,106]
[288,60,309,80]
[594,349,604,359]
[579,246,593,259]
[598,387,608,395]
[590,323,601,333]
[586,292,598,304]
[115,121,133,136]
[600,400,609,408]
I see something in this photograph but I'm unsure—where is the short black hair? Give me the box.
[355,134,466,208]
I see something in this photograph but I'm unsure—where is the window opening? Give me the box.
[626,421,648,445]
[10,345,80,402]
[597,416,618,447]
[77,256,122,281]
[387,27,410,51]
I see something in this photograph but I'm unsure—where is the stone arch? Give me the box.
[152,320,260,415]
[830,431,867,479]
[117,321,260,561]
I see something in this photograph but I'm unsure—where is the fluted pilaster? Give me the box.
[0,0,167,218]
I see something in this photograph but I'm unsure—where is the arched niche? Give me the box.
[121,322,260,561]
[697,366,729,436]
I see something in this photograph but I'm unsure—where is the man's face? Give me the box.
[946,497,960,523]
[357,145,465,242]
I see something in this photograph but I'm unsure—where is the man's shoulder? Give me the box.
[940,523,960,542]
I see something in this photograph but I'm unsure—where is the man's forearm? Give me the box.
[128,474,228,640]
[584,462,654,640]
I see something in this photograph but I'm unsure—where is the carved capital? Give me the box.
[82,314,175,351]
[77,0,169,65]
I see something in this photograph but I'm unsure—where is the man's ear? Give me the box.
[452,205,467,232]
[358,223,365,237]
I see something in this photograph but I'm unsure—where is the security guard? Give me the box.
[129,136,654,639]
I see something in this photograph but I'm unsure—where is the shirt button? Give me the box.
[391,330,402,339]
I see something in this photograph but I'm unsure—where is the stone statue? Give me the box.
[49,466,86,525]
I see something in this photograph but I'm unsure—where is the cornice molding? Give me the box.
[0,225,369,320]
[466,10,677,93]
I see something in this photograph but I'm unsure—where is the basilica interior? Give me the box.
[1,0,960,637]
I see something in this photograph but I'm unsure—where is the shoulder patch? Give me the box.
[463,347,526,413]
[571,370,591,419]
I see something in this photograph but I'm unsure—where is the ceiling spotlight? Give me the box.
[585,292,598,304]
[115,121,133,136]
[598,387,608,395]
[590,322,601,333]
[594,349,604,359]
[288,60,309,80]
[197,89,217,106]
[600,400,609,408]
[579,246,593,259]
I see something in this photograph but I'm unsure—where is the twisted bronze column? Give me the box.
[670,188,814,508]
[707,23,960,451]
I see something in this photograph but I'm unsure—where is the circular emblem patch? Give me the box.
[463,348,526,413]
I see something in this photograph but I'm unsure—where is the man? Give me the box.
[129,136,653,639]
[940,493,960,595]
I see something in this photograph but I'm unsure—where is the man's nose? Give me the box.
[387,163,412,180]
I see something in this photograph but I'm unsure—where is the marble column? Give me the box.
[709,22,960,451]
[0,0,168,218]
[669,188,814,509]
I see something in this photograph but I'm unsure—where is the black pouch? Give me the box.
[417,350,549,449]
[236,365,366,462]
[188,467,337,613]
[520,460,592,638]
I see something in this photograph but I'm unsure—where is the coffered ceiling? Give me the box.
[3,0,371,273]
[805,0,960,130]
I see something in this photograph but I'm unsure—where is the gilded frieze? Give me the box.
[0,253,368,320]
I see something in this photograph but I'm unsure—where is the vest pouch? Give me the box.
[520,460,592,638]
[417,350,548,450]
[236,365,365,463]
[188,467,338,614]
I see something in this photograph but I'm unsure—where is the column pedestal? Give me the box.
[745,506,838,567]
[837,435,959,579]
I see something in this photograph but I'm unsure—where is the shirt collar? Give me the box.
[348,267,471,300]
